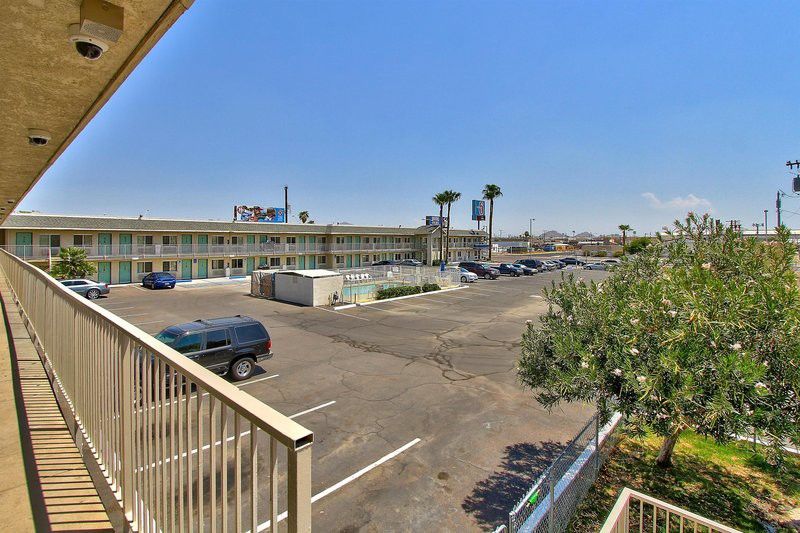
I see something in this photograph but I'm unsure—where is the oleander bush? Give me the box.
[376,285,422,299]
[421,283,441,292]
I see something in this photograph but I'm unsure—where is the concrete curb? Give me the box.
[333,285,469,310]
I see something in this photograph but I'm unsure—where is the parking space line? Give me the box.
[238,373,280,387]
[315,307,370,321]
[383,300,428,308]
[414,296,454,304]
[251,438,422,532]
[433,293,471,300]
[132,319,163,326]
[289,400,336,418]
[118,312,148,318]
[100,305,134,311]
[467,287,507,294]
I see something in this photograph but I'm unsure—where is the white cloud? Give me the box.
[641,192,712,212]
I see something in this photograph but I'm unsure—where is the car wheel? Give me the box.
[86,288,101,300]
[461,276,468,283]
[230,358,255,381]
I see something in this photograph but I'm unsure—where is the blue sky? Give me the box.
[20,1,800,235]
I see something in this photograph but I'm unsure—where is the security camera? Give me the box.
[27,129,51,147]
[69,23,109,60]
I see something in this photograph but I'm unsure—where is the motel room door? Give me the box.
[118,262,131,284]
[197,259,208,278]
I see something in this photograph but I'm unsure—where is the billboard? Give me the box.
[472,200,486,221]
[425,215,447,226]
[234,205,286,223]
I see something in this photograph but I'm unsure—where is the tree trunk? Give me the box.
[488,199,494,260]
[445,203,452,262]
[439,204,444,263]
[656,427,683,467]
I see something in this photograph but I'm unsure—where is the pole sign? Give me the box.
[472,200,486,221]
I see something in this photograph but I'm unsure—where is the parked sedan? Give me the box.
[497,263,524,277]
[371,260,398,266]
[142,272,177,289]
[398,259,423,267]
[583,262,607,270]
[60,279,110,300]
[559,257,585,266]
[448,267,478,283]
[516,264,537,275]
[515,259,545,271]
[541,261,559,271]
[458,261,499,279]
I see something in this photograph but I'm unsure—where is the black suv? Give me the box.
[515,259,545,270]
[155,316,272,381]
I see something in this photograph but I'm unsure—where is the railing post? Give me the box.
[548,468,555,533]
[287,444,312,533]
[119,336,136,527]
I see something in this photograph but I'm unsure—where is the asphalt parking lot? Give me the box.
[97,268,607,531]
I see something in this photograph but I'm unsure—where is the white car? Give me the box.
[448,267,478,283]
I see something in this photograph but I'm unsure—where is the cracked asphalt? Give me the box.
[100,269,608,531]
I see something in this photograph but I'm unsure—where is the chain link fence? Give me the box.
[497,412,623,533]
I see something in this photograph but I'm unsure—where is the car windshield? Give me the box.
[154,328,182,345]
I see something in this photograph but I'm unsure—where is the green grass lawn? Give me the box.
[568,431,800,532]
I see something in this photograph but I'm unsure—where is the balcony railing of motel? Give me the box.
[599,488,741,533]
[0,248,313,532]
[4,242,429,260]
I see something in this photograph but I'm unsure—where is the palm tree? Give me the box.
[443,190,461,262]
[482,184,503,260]
[618,224,632,253]
[298,211,310,224]
[432,192,449,263]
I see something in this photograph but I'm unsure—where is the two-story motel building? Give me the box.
[0,213,487,284]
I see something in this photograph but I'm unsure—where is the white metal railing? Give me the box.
[0,249,312,532]
[600,488,741,533]
[2,242,426,260]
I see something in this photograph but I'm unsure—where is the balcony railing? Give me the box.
[0,249,313,532]
[4,242,425,261]
[600,488,741,533]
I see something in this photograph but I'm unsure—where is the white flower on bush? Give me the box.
[636,375,647,383]
[701,262,712,270]
[580,361,589,369]
[755,382,767,390]
[630,318,640,326]
[710,340,717,348]
[525,319,533,325]
[566,315,574,322]
[612,368,623,377]
[730,342,742,351]
[668,310,677,318]
[662,298,672,307]
[630,347,640,356]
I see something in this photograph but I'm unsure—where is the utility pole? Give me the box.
[776,191,782,228]
[529,218,535,249]
[764,209,768,231]
[284,185,289,224]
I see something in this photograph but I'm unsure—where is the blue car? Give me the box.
[142,272,177,289]
[497,263,524,277]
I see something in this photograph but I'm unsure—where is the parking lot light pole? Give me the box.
[529,218,535,251]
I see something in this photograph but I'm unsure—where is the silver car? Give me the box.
[60,279,110,299]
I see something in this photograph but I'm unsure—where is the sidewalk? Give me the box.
[0,273,113,531]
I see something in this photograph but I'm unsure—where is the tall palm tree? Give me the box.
[443,190,461,262]
[298,211,310,224]
[432,192,449,263]
[618,224,631,253]
[482,184,503,260]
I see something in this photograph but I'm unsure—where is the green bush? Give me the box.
[612,250,624,258]
[624,236,651,255]
[421,283,440,292]
[376,285,422,300]
[519,213,800,467]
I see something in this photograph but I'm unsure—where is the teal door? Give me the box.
[197,235,208,253]
[354,254,361,267]
[119,233,132,256]
[15,232,32,258]
[246,257,255,274]
[119,262,131,284]
[309,255,316,268]
[197,259,208,278]
[98,233,112,256]
[181,234,192,254]
[181,259,192,280]
[298,256,306,269]
[346,255,352,268]
[97,262,111,283]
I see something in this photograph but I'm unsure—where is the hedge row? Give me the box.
[376,283,441,300]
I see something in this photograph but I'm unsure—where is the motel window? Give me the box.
[137,262,153,274]
[38,234,61,247]
[404,237,411,243]
[231,258,244,269]
[212,236,225,245]
[212,260,225,270]
[269,236,281,244]
[285,257,297,266]
[373,255,379,262]
[317,255,327,264]
[336,237,345,244]
[286,237,296,244]
[162,235,178,245]
[231,236,243,245]
[137,235,154,245]
[73,234,92,246]
[362,255,370,262]
[363,237,370,244]
[319,237,326,244]
[335,255,344,264]
[269,258,281,267]
[162,261,178,271]
[394,253,402,260]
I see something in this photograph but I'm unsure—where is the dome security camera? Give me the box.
[27,129,52,146]
[69,23,109,60]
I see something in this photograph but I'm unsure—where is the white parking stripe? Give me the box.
[238,373,281,387]
[132,320,164,326]
[251,438,422,532]
[315,307,370,321]
[289,400,336,418]
[100,306,135,311]
[467,287,506,294]
[118,313,148,318]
